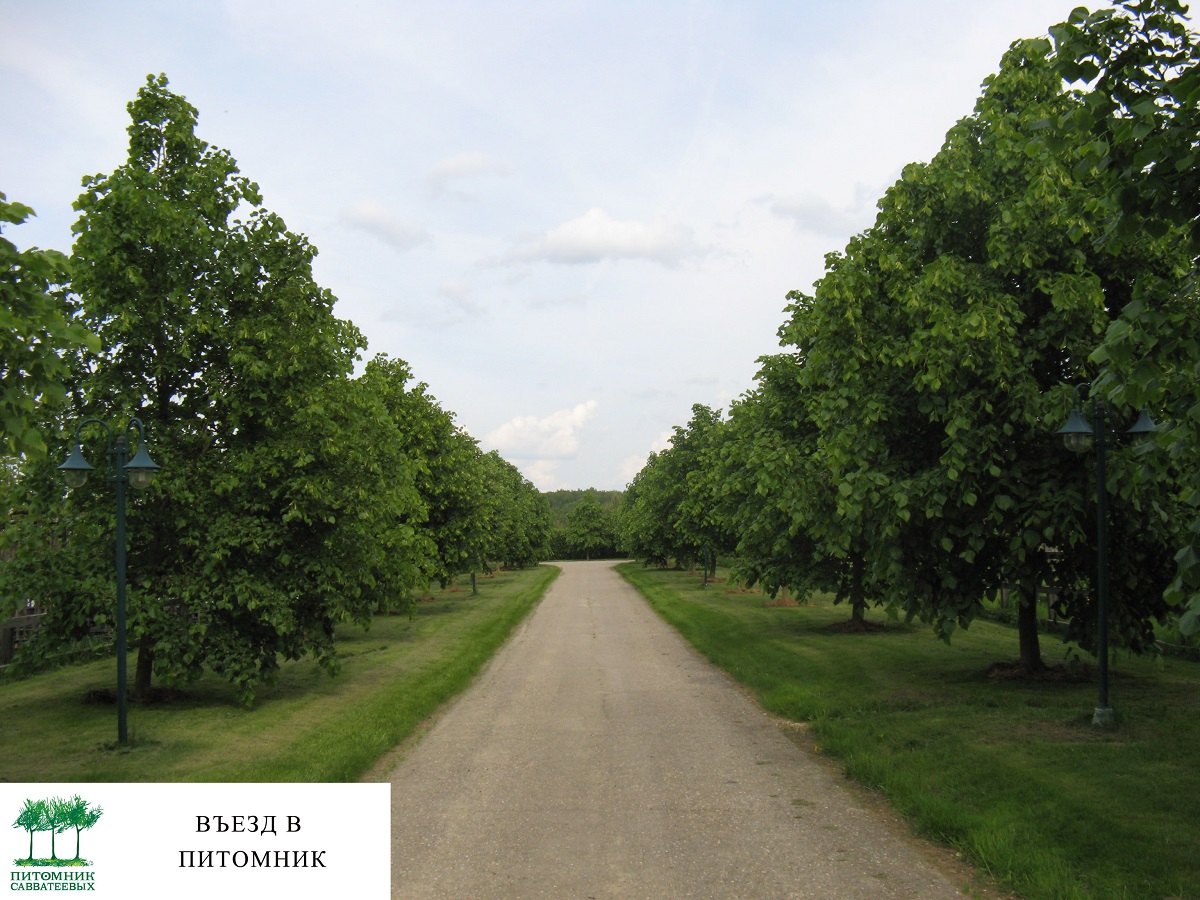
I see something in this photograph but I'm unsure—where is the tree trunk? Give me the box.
[134,633,155,700]
[1016,576,1044,673]
[849,553,867,624]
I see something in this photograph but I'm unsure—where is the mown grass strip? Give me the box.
[0,565,558,782]
[618,562,1200,900]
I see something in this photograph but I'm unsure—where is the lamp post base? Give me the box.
[1092,706,1115,727]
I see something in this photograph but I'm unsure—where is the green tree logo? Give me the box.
[11,795,102,867]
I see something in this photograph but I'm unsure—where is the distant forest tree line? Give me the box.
[543,489,625,560]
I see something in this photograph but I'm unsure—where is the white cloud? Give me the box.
[523,460,566,491]
[484,400,598,459]
[509,208,699,266]
[425,152,511,195]
[339,201,429,252]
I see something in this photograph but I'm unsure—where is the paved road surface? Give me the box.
[386,560,964,898]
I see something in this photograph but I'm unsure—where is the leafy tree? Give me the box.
[711,354,873,622]
[620,456,672,567]
[564,491,617,560]
[781,39,1184,668]
[477,452,550,569]
[510,461,551,567]
[0,194,98,458]
[13,799,46,862]
[358,355,483,588]
[2,75,428,704]
[1049,0,1200,246]
[621,405,725,569]
[61,796,102,861]
[1048,1,1200,634]
[44,797,71,861]
[675,406,738,574]
[544,488,624,558]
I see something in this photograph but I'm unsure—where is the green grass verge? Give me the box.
[0,565,558,782]
[618,562,1200,900]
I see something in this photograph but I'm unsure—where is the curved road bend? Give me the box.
[386,560,963,899]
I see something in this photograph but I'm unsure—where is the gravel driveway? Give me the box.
[386,560,965,898]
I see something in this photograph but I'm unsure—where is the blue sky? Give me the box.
[3,0,1086,489]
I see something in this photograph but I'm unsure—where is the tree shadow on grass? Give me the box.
[983,660,1094,684]
[83,685,188,705]
[825,618,889,635]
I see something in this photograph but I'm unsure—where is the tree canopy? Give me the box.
[621,405,728,569]
[1047,0,1200,635]
[625,16,1197,670]
[0,195,98,458]
[0,75,549,704]
[563,491,620,560]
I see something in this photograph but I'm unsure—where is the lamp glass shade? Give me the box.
[1063,431,1094,453]
[58,445,94,489]
[1057,408,1094,453]
[125,444,160,491]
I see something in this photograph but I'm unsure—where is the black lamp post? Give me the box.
[59,418,159,746]
[1056,384,1155,726]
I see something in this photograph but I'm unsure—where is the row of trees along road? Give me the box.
[0,75,550,705]
[622,1,1200,673]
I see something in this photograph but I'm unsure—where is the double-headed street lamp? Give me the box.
[58,418,159,746]
[1057,384,1156,727]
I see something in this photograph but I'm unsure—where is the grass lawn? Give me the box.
[619,562,1200,900]
[0,565,558,782]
